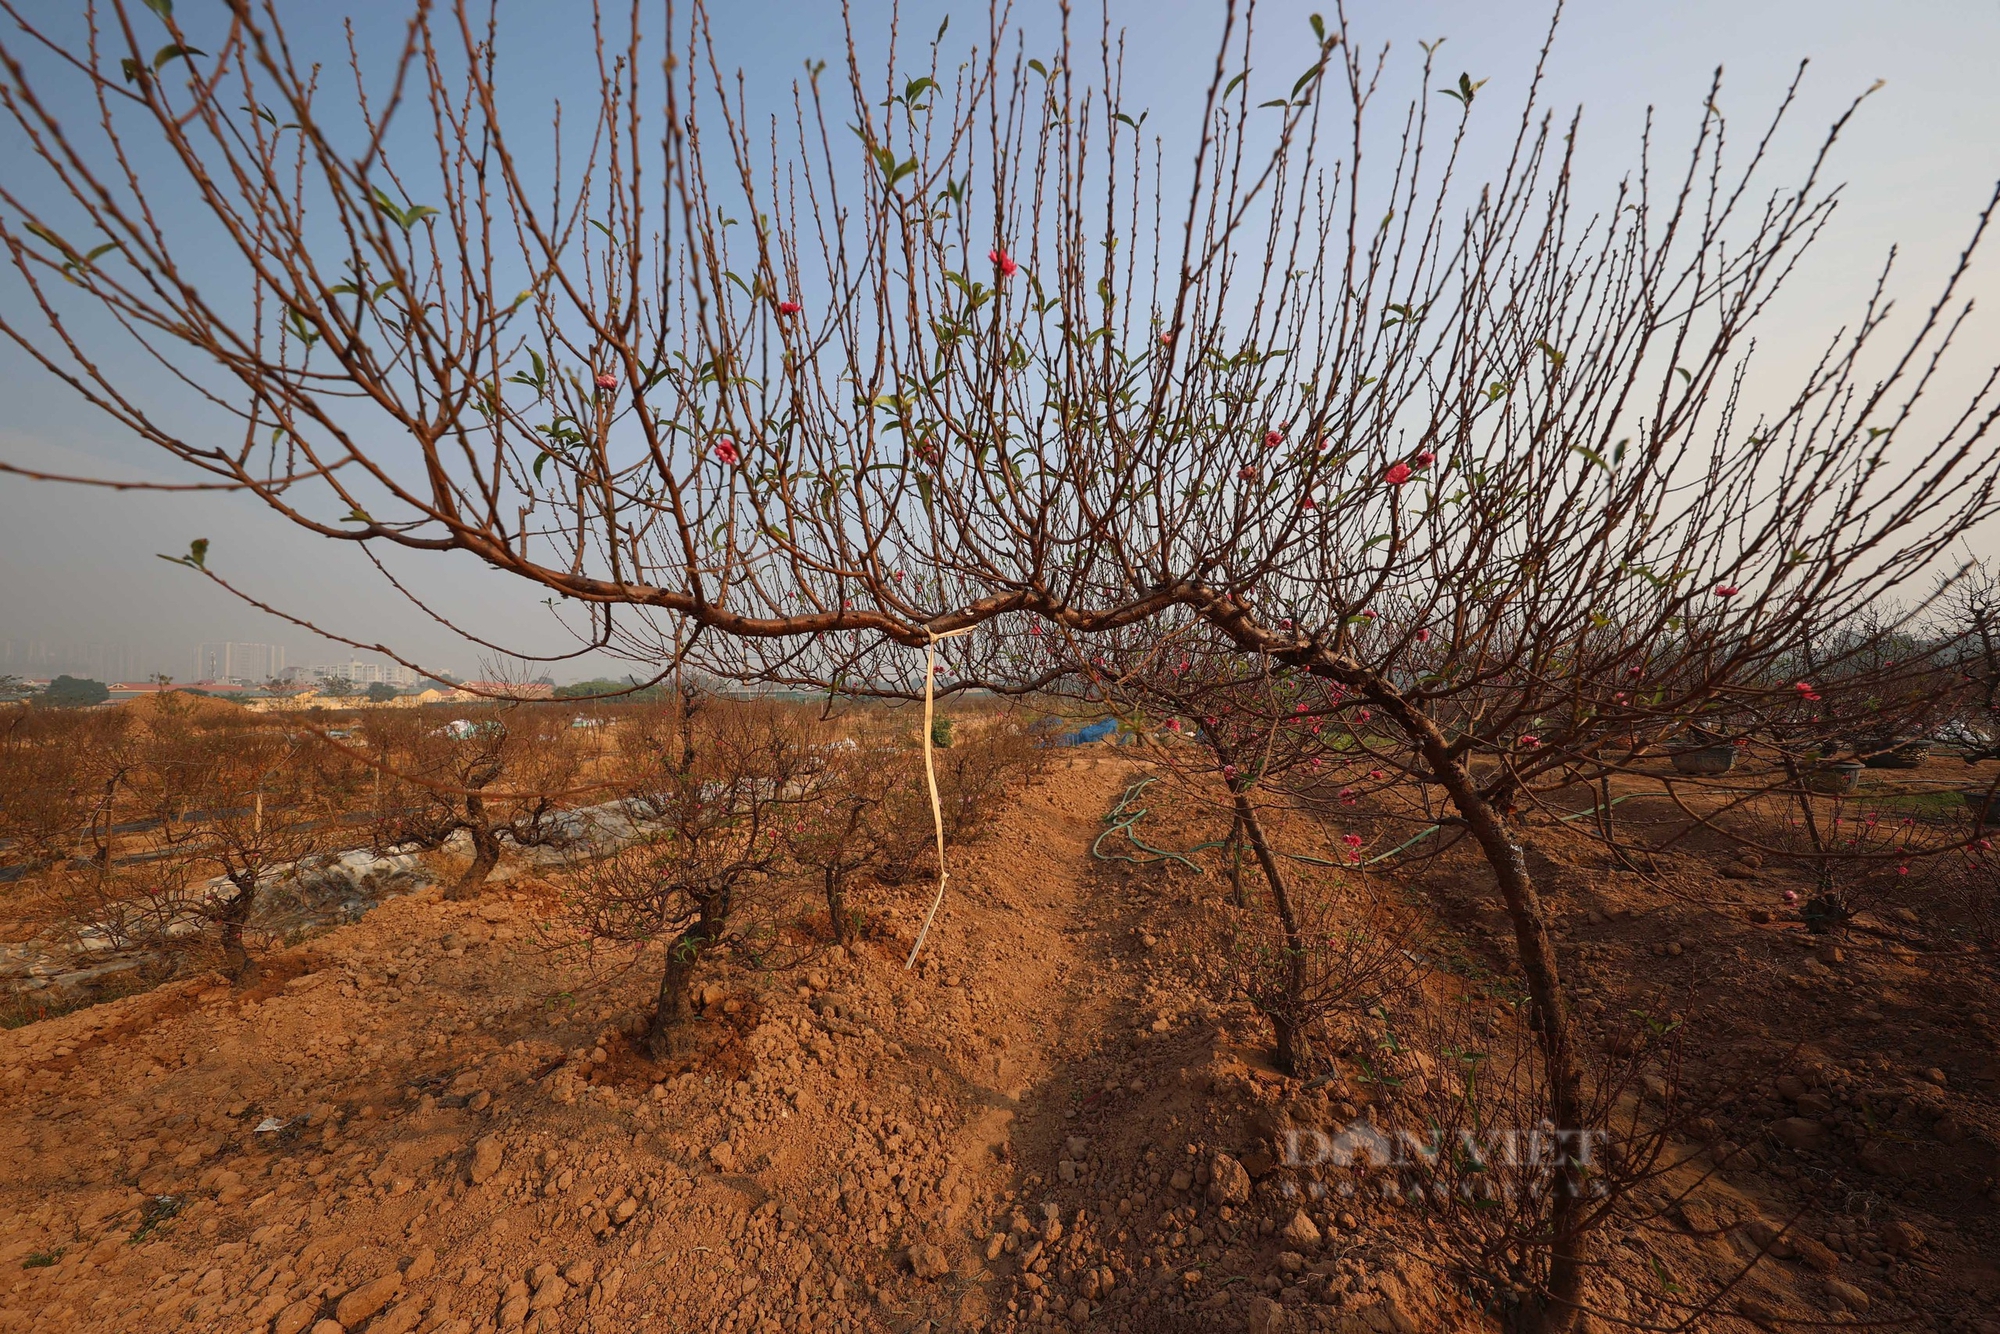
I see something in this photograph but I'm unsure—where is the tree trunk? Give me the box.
[1227,811,1248,908]
[451,824,501,898]
[825,865,853,945]
[1597,775,1637,872]
[647,885,733,1057]
[450,776,504,904]
[1420,749,1586,1334]
[648,929,704,1058]
[216,877,256,980]
[1261,640,1590,1331]
[1231,791,1311,1076]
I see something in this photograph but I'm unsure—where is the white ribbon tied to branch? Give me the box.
[906,625,976,970]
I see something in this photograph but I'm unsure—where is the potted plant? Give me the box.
[1802,759,1864,794]
[1669,725,1737,775]
[1857,735,1931,769]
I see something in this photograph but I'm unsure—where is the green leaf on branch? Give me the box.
[55,240,123,282]
[1535,339,1565,368]
[23,222,78,261]
[285,307,319,349]
[157,538,208,570]
[370,186,438,231]
[152,43,204,71]
[507,351,548,395]
[1439,72,1487,106]
[1570,445,1612,474]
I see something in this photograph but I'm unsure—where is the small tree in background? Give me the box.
[929,719,1049,844]
[1090,638,1406,1073]
[0,708,109,879]
[368,706,583,896]
[131,716,332,977]
[786,739,906,946]
[564,694,815,1056]
[10,709,147,937]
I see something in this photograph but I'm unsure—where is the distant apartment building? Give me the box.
[3,638,142,683]
[285,659,421,689]
[195,641,286,684]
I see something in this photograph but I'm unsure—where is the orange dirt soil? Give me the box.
[2,756,1997,1334]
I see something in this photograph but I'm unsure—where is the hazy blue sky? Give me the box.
[3,0,1997,683]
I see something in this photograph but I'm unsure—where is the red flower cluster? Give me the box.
[593,371,618,391]
[778,299,802,315]
[989,247,1019,278]
[1384,461,1413,486]
[712,437,741,465]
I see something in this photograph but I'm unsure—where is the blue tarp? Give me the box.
[1048,717,1118,747]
